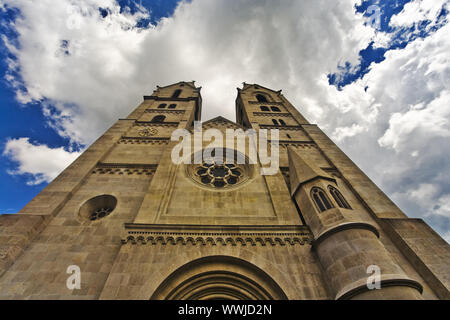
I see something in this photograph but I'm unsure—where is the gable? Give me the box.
[202,116,244,131]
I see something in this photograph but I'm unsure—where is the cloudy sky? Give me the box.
[0,0,449,242]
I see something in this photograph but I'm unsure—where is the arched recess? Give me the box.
[150,256,288,300]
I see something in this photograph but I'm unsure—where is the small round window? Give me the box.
[79,195,117,222]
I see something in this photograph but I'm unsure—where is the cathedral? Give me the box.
[0,81,449,300]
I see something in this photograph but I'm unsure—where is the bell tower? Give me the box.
[234,83,449,300]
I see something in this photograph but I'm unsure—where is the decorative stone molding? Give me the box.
[249,101,284,105]
[92,163,157,176]
[118,137,170,145]
[138,127,158,137]
[144,96,199,102]
[253,112,291,117]
[121,224,312,247]
[275,141,317,149]
[145,109,186,114]
[134,121,179,127]
[259,124,303,130]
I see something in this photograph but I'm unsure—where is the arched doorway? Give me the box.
[150,256,288,300]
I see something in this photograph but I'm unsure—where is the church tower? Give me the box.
[0,82,449,300]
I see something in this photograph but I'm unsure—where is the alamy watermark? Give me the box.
[66,265,81,290]
[367,5,382,30]
[367,265,381,290]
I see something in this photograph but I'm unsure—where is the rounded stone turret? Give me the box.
[287,147,423,300]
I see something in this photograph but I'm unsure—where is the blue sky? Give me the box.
[0,0,180,212]
[0,0,449,241]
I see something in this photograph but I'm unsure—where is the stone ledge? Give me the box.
[121,224,312,246]
[312,222,380,250]
[335,274,424,300]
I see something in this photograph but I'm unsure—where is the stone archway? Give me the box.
[150,256,288,300]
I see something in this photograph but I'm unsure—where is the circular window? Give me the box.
[195,162,243,188]
[186,149,253,190]
[78,195,117,222]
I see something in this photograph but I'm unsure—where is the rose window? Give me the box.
[78,195,117,222]
[90,207,113,221]
[192,161,249,189]
[187,149,253,190]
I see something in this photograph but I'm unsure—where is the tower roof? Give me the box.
[287,146,336,196]
[156,81,200,90]
[238,83,282,95]
[202,116,244,129]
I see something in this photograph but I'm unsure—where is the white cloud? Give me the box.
[1,0,450,239]
[378,91,450,151]
[390,0,447,28]
[1,0,373,145]
[332,123,368,142]
[3,138,81,185]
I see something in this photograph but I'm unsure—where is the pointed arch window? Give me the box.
[260,106,270,112]
[151,115,166,123]
[271,106,281,112]
[279,119,286,126]
[311,187,333,212]
[158,103,167,109]
[256,94,268,103]
[328,186,352,209]
[272,119,279,126]
[168,104,177,109]
[172,89,182,98]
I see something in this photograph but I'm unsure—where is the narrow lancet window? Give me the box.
[311,187,333,212]
[328,186,352,209]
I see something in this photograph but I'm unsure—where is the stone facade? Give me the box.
[0,81,449,300]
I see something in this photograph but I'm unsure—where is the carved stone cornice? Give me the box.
[119,137,170,145]
[145,109,186,114]
[92,163,157,176]
[248,101,284,105]
[144,96,199,102]
[272,141,317,149]
[135,121,179,127]
[259,124,303,130]
[271,140,315,144]
[121,224,312,246]
[253,112,291,117]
